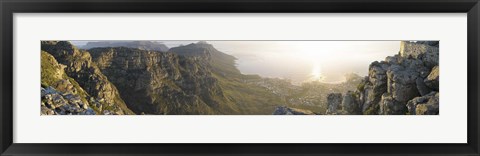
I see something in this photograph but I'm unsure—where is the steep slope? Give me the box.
[81,41,169,52]
[169,42,286,114]
[41,51,96,115]
[168,41,240,77]
[326,41,439,115]
[89,47,239,115]
[41,41,135,115]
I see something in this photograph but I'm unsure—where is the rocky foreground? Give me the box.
[323,41,439,115]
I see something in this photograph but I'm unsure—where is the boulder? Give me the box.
[50,93,68,108]
[400,58,430,78]
[41,87,96,115]
[368,61,389,87]
[422,50,439,69]
[416,41,439,47]
[399,41,439,68]
[362,61,389,114]
[386,65,420,103]
[385,54,400,65]
[326,93,343,115]
[424,66,439,91]
[52,79,75,94]
[41,105,55,115]
[342,91,359,114]
[406,92,439,115]
[42,86,57,97]
[379,93,406,115]
[416,78,432,96]
[82,108,96,115]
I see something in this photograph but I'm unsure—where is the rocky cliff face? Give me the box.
[326,41,439,115]
[41,41,135,115]
[41,51,96,115]
[168,42,288,114]
[169,41,240,77]
[88,46,237,114]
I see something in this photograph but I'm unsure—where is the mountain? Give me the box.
[87,42,288,114]
[325,41,439,115]
[41,41,135,115]
[168,41,240,77]
[41,51,96,115]
[81,41,169,52]
[88,46,238,114]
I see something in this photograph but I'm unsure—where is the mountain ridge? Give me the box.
[81,41,169,52]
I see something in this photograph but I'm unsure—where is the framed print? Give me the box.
[1,0,479,155]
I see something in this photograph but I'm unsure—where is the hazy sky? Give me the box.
[71,41,400,84]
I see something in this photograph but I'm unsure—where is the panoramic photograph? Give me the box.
[40,40,439,115]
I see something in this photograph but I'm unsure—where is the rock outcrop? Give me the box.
[41,41,135,115]
[326,41,439,115]
[41,86,96,115]
[361,61,389,114]
[342,91,361,114]
[325,91,362,115]
[406,92,439,115]
[424,66,439,91]
[326,93,343,115]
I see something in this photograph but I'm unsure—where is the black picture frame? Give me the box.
[1,0,479,155]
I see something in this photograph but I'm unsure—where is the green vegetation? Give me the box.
[357,81,366,91]
[41,51,62,87]
[41,51,99,113]
[42,42,136,115]
[212,72,283,114]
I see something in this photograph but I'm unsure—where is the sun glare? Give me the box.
[310,62,324,82]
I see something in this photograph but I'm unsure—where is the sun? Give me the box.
[310,62,324,81]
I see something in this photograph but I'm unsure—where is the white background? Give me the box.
[13,13,467,143]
